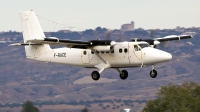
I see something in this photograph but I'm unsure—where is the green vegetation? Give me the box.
[22,100,40,112]
[143,82,200,112]
[0,99,145,108]
[81,106,89,112]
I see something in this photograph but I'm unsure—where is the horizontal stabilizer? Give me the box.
[9,43,42,46]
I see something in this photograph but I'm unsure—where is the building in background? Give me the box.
[121,21,134,32]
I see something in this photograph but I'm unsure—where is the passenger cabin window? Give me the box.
[124,48,128,53]
[91,51,94,54]
[119,48,122,53]
[101,51,104,54]
[106,51,109,53]
[96,51,99,53]
[83,51,87,55]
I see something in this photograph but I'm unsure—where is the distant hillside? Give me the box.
[0,27,200,111]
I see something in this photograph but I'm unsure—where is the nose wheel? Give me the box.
[91,71,100,81]
[150,69,157,78]
[119,70,128,80]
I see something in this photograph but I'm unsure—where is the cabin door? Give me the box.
[131,44,143,65]
[81,50,90,64]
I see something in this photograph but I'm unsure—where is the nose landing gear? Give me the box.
[150,65,157,78]
[150,69,157,78]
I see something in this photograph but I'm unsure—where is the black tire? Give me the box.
[120,70,128,80]
[91,71,100,81]
[150,69,157,78]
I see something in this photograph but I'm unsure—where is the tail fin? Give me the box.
[20,11,51,60]
[20,11,46,42]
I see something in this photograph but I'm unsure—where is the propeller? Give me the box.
[148,29,155,38]
[148,29,166,48]
[115,32,124,42]
[104,29,112,40]
[104,29,125,42]
[147,29,157,48]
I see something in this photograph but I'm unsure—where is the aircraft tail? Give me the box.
[20,11,51,60]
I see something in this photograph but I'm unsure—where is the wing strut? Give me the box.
[91,49,111,73]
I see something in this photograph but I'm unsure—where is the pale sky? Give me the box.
[0,0,199,31]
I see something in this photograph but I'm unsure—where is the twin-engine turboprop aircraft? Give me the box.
[10,11,192,81]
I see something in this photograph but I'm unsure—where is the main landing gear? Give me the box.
[119,70,128,80]
[91,66,157,81]
[91,68,128,81]
[91,71,100,81]
[150,65,157,78]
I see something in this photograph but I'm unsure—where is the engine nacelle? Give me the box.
[154,40,160,45]
[91,46,113,51]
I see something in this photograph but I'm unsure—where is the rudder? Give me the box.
[20,10,51,60]
[20,10,45,42]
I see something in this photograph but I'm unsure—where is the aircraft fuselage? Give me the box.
[30,41,172,68]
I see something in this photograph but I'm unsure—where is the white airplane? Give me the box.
[10,11,192,81]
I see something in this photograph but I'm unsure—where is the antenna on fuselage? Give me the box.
[134,38,138,42]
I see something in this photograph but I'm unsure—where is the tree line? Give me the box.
[4,81,200,112]
[0,99,146,108]
[143,81,200,112]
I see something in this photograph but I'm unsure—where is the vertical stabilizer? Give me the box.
[20,11,45,42]
[20,10,51,60]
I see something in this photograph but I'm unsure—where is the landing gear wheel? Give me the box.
[91,71,100,81]
[150,69,157,78]
[120,70,128,80]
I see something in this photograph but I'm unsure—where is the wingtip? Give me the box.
[9,43,22,46]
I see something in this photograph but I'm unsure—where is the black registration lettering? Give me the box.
[54,53,66,57]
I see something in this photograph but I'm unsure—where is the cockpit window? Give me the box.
[134,45,140,51]
[134,43,149,51]
[138,43,149,49]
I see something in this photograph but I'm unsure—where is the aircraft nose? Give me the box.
[164,53,172,61]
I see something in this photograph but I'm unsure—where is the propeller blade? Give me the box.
[119,33,124,42]
[104,29,112,40]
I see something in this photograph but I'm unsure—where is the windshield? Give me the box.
[138,43,150,49]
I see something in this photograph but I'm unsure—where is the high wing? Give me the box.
[131,35,192,45]
[152,35,192,42]
[10,37,116,48]
[10,35,192,47]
